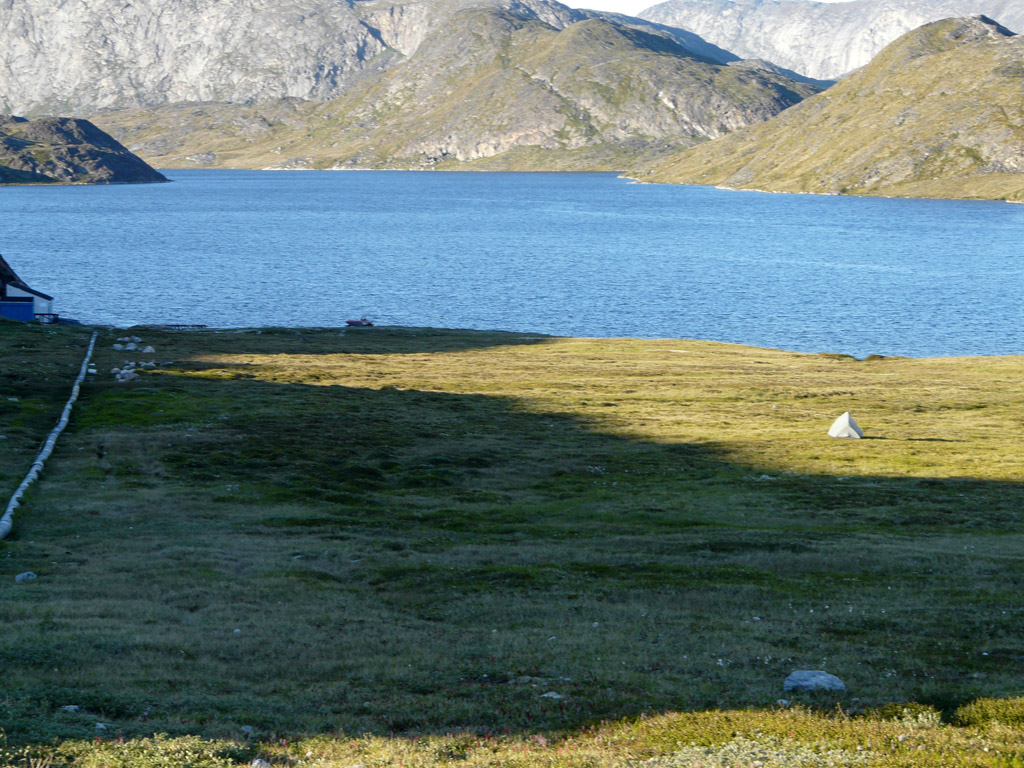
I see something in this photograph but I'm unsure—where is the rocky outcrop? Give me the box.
[85,5,819,171]
[0,116,167,184]
[640,0,1024,80]
[641,17,1024,202]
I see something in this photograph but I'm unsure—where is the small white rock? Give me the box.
[240,725,254,736]
[233,628,242,635]
[142,346,155,354]
[60,705,80,713]
[95,723,108,730]
[251,760,272,768]
[828,412,864,439]
[540,692,563,699]
[125,342,138,351]
[112,344,124,351]
[15,571,37,583]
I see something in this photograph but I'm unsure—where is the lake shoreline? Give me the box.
[2,170,1020,358]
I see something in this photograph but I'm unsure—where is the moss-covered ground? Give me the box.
[2,319,1023,766]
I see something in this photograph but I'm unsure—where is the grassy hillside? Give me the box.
[641,17,1024,202]
[2,319,1024,766]
[90,10,816,172]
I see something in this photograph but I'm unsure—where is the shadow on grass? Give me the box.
[3,337,1024,745]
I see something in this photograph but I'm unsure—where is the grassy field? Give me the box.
[2,318,1024,766]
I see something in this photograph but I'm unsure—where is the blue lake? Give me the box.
[2,169,1022,357]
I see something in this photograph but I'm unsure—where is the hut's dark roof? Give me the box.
[0,254,21,285]
[0,254,53,300]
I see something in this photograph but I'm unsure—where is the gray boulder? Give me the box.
[784,670,846,692]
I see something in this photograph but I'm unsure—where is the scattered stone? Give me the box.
[95,723,108,730]
[539,691,563,699]
[112,343,124,351]
[60,705,80,712]
[15,571,37,583]
[6,397,17,402]
[130,335,142,343]
[233,628,242,635]
[776,699,789,707]
[250,760,272,768]
[111,368,121,374]
[784,670,846,692]
[125,342,138,351]
[142,345,155,353]
[241,725,254,737]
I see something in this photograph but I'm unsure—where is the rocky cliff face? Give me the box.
[0,116,168,184]
[640,0,1024,80]
[0,0,384,113]
[81,3,818,171]
[641,17,1024,202]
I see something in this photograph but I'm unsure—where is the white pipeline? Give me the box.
[1,330,99,540]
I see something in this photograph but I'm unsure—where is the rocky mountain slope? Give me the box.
[79,3,818,171]
[0,116,167,184]
[641,17,1024,202]
[640,0,1024,80]
[1,0,729,115]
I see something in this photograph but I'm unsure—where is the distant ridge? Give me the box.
[641,17,1024,202]
[640,0,1024,79]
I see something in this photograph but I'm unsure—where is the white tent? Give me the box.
[828,411,863,439]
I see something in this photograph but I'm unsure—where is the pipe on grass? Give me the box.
[1,330,99,540]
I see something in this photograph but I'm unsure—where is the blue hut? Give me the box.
[0,254,56,322]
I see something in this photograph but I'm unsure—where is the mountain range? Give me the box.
[641,16,1024,202]
[5,0,815,171]
[3,0,1023,197]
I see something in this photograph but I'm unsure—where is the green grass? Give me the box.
[2,320,1024,766]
